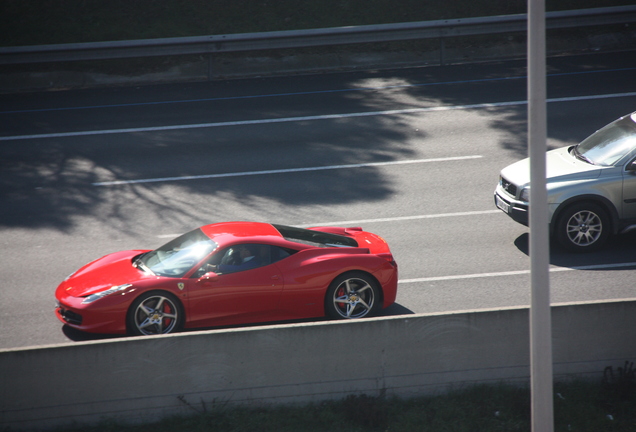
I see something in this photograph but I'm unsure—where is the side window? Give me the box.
[193,244,295,277]
[270,246,296,264]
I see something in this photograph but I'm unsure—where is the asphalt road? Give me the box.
[1,51,636,350]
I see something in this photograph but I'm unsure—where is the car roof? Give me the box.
[198,221,359,249]
[200,222,282,243]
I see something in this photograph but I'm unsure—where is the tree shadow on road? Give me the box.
[2,52,633,236]
[0,81,421,234]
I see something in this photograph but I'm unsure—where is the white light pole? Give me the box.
[527,0,554,430]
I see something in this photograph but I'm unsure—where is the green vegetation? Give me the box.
[0,0,633,46]
[57,373,635,432]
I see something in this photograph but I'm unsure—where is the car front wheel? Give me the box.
[325,272,381,319]
[556,202,610,252]
[127,292,184,336]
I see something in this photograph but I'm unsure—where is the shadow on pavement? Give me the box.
[61,302,414,342]
[514,231,636,270]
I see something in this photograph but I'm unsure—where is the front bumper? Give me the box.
[55,299,127,334]
[494,189,529,227]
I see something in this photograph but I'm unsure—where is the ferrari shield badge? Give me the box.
[178,283,185,291]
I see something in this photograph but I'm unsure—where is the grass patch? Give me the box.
[56,373,636,432]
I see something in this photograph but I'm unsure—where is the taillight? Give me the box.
[378,253,397,267]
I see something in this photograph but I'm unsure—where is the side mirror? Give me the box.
[196,272,219,286]
[627,160,636,172]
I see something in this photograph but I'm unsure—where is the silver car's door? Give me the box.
[622,157,636,220]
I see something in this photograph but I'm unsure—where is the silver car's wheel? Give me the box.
[325,272,380,319]
[557,203,610,252]
[127,292,183,336]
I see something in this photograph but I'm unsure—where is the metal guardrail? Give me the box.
[1,5,635,65]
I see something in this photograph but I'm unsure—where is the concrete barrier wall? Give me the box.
[2,299,635,431]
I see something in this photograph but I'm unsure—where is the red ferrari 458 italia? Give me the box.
[55,222,398,336]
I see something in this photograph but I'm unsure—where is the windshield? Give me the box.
[575,115,636,166]
[137,228,218,277]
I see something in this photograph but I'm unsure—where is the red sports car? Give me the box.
[55,222,398,336]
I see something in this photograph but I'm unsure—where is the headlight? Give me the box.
[520,187,530,202]
[82,284,132,304]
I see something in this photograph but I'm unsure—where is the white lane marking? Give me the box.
[399,261,636,283]
[92,155,483,186]
[296,210,500,227]
[2,92,636,142]
[2,103,500,141]
[154,211,635,281]
[155,209,500,238]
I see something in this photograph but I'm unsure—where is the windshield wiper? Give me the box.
[133,254,155,275]
[573,146,595,165]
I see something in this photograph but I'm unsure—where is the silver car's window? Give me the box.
[576,116,636,166]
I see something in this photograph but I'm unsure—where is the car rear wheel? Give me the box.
[325,272,381,319]
[127,292,184,336]
[556,202,610,252]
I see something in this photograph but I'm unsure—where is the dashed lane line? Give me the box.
[92,155,483,186]
[154,210,635,282]
[399,261,636,283]
[2,92,636,142]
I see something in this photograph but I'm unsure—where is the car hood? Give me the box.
[59,249,151,297]
[501,146,602,188]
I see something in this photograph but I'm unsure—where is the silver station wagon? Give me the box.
[495,111,636,252]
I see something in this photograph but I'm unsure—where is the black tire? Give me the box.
[325,271,381,319]
[556,202,610,252]
[126,291,184,336]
